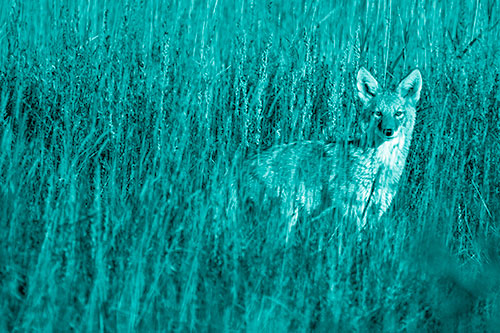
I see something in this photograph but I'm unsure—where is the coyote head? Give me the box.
[356,67,422,144]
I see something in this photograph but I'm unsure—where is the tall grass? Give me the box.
[1,0,499,331]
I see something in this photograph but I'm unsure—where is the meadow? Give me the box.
[1,0,499,331]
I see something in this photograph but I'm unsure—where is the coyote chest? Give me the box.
[341,134,408,223]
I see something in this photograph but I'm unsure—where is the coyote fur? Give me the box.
[241,67,422,230]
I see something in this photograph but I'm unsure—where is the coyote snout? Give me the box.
[378,114,398,138]
[241,67,422,233]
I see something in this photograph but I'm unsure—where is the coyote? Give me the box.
[241,67,422,231]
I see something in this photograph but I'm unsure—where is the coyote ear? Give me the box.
[397,69,422,106]
[357,67,379,105]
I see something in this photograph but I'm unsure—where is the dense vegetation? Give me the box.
[1,0,499,331]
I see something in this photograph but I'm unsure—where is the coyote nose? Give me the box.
[383,129,393,137]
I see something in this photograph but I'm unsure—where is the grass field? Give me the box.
[1,0,499,331]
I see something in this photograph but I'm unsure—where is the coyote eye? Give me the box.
[375,111,383,117]
[395,111,404,117]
